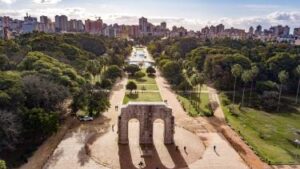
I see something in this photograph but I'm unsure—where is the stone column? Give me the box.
[164,116,175,144]
[118,115,129,144]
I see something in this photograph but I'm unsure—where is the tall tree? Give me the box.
[126,81,137,94]
[87,91,110,117]
[86,60,101,79]
[241,70,252,107]
[295,65,300,104]
[231,64,243,104]
[277,70,289,111]
[249,65,259,105]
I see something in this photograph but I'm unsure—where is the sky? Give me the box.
[1,0,300,31]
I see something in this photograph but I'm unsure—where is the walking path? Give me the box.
[155,70,249,169]
[205,85,270,169]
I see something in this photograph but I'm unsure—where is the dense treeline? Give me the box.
[148,37,300,110]
[0,32,131,167]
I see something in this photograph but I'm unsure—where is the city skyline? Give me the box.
[1,0,300,30]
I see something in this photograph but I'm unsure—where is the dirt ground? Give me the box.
[21,69,270,169]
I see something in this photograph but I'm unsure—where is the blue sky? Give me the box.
[1,0,300,30]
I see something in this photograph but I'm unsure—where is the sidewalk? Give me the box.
[206,86,270,169]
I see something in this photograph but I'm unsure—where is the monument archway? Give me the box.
[118,102,175,145]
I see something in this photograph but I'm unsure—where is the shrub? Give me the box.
[103,65,122,81]
[228,104,240,116]
[124,64,140,76]
[177,79,192,91]
[146,66,156,76]
[256,81,278,94]
[260,91,278,111]
[220,93,231,106]
[23,108,59,136]
[134,71,146,79]
[0,160,6,169]
[126,81,137,93]
[100,79,113,89]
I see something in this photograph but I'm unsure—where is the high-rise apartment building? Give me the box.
[55,15,68,32]
[85,18,103,34]
[294,28,300,37]
[255,25,262,35]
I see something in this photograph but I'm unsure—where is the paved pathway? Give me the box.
[205,85,270,169]
[155,70,249,169]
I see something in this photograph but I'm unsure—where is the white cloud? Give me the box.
[242,4,279,10]
[1,7,300,31]
[32,0,62,4]
[0,0,16,4]
[99,11,300,31]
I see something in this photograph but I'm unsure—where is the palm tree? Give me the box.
[190,73,205,110]
[249,65,259,105]
[277,70,289,111]
[231,64,243,104]
[198,73,205,102]
[241,70,252,107]
[295,65,300,104]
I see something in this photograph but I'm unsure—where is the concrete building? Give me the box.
[21,14,38,33]
[103,24,117,37]
[255,25,262,36]
[139,17,148,33]
[161,22,167,30]
[294,28,300,37]
[249,26,254,35]
[216,24,225,34]
[270,25,290,37]
[55,15,68,32]
[39,16,54,33]
[68,19,84,32]
[85,18,103,34]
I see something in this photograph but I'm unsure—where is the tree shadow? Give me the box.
[77,146,90,166]
[77,116,111,166]
[44,148,64,167]
[118,144,189,169]
[166,144,189,169]
[126,93,139,99]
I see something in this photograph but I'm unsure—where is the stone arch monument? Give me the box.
[118,102,175,145]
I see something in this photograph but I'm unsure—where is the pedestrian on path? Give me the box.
[138,161,144,168]
[214,145,216,151]
[112,124,115,132]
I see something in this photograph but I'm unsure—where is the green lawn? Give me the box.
[128,69,156,84]
[177,92,212,116]
[123,92,162,104]
[137,84,159,90]
[124,69,162,104]
[220,94,300,164]
[128,75,156,84]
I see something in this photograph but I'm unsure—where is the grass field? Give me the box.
[123,92,162,104]
[128,75,156,84]
[136,84,159,90]
[220,93,300,164]
[124,69,162,104]
[177,92,212,116]
[128,69,156,84]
